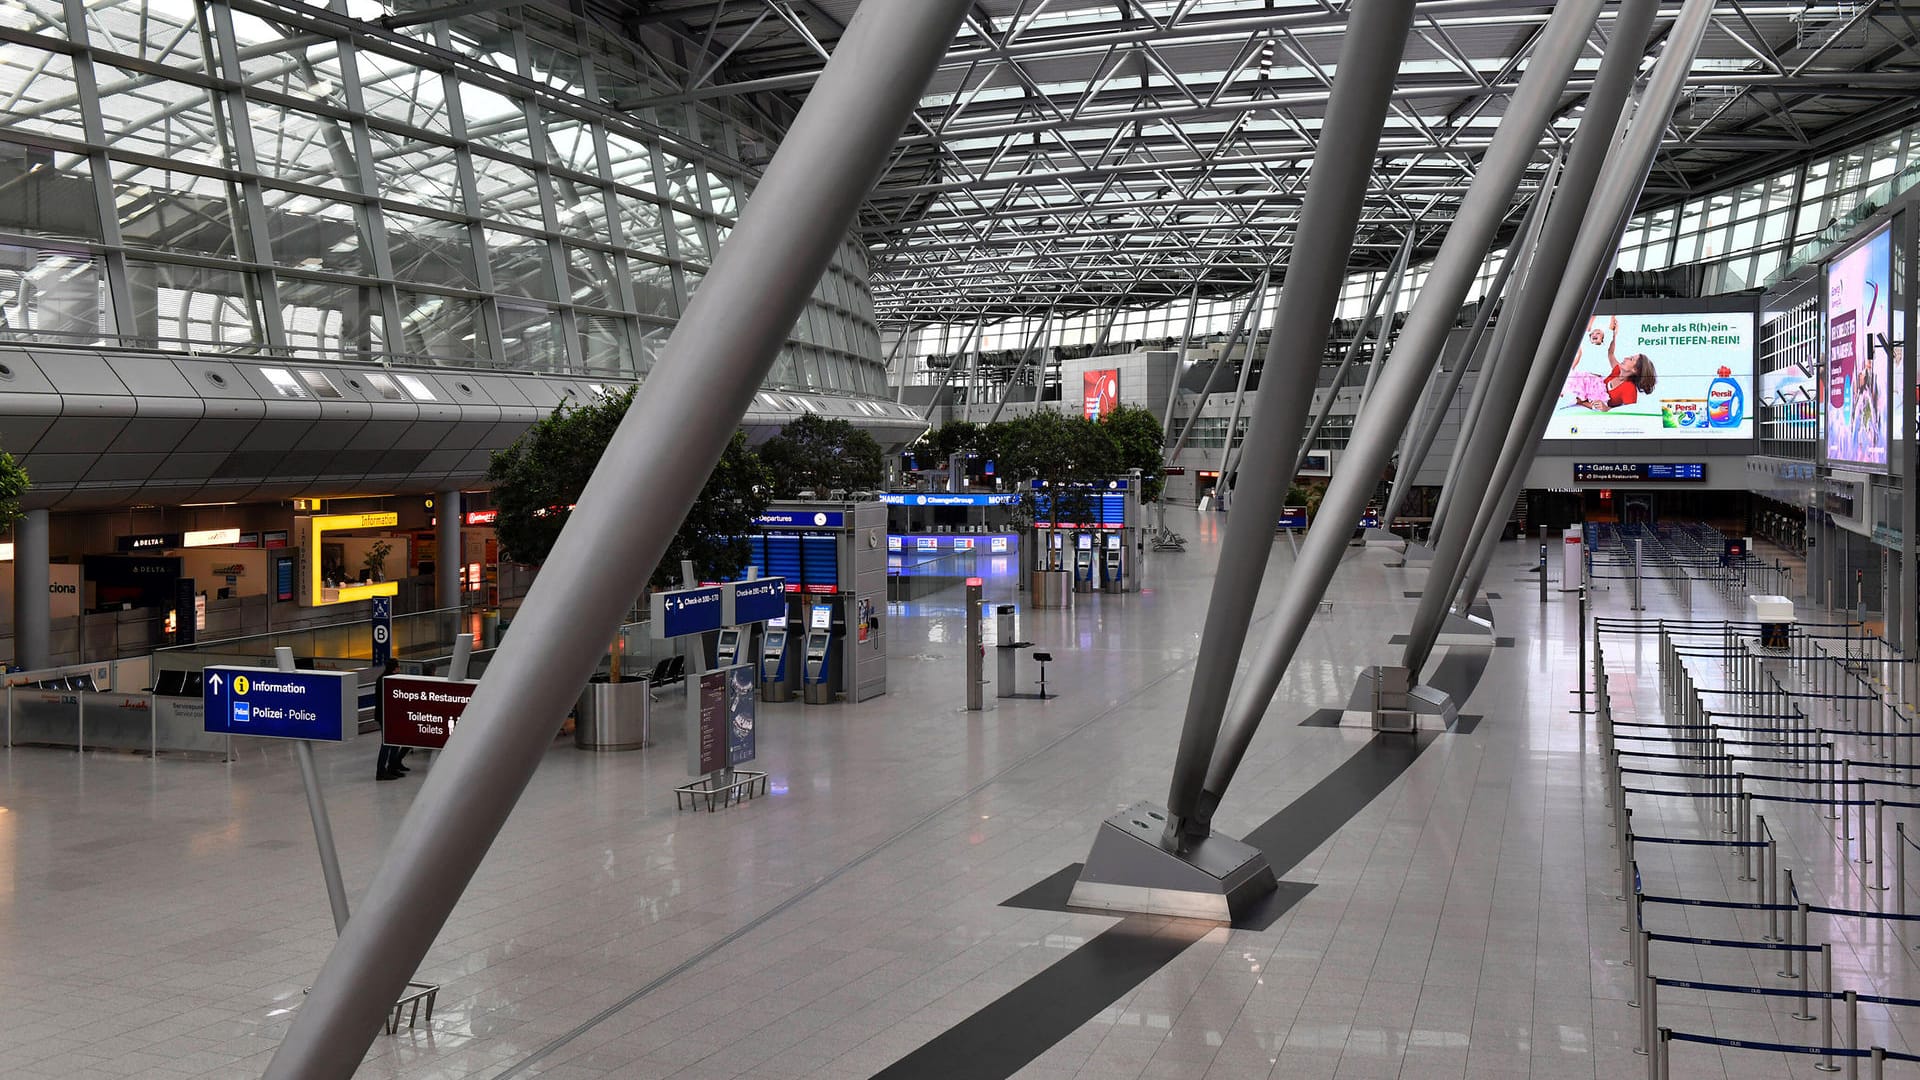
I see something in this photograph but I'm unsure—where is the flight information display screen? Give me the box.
[1573,462,1706,482]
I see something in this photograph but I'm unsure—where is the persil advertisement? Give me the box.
[1825,225,1891,470]
[1548,311,1754,440]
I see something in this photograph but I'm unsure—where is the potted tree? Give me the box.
[487,389,771,748]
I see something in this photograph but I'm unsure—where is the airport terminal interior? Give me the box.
[4,1,1920,1078]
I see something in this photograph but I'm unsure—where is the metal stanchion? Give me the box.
[1871,800,1887,890]
[1844,989,1858,1080]
[1792,905,1815,1016]
[1817,944,1839,1071]
[1780,876,1800,979]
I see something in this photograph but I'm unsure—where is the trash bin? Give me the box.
[574,675,650,750]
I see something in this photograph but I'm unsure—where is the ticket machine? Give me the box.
[715,627,744,668]
[759,623,796,702]
[1047,531,1066,571]
[802,603,837,704]
[1101,534,1124,594]
[1073,533,1096,593]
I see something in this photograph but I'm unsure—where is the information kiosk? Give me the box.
[1073,534,1096,593]
[802,603,838,704]
[1101,534,1124,594]
[759,623,795,702]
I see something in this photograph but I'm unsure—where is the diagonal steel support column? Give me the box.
[1292,231,1416,478]
[1168,270,1270,461]
[1428,149,1561,540]
[1186,0,1605,805]
[1160,0,1417,843]
[1216,274,1281,485]
[259,3,972,1074]
[1379,172,1548,531]
[1354,233,1418,418]
[1454,0,1718,616]
[1398,0,1658,679]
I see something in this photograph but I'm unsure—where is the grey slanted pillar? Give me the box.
[1157,0,1416,846]
[260,4,972,1074]
[1380,176,1545,530]
[436,488,461,612]
[1453,0,1719,616]
[1399,0,1658,678]
[13,508,48,670]
[1187,0,1602,785]
[1293,231,1415,478]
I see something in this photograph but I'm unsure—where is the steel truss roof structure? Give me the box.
[623,0,1920,325]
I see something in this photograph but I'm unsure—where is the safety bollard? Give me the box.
[1740,801,1756,882]
[1844,989,1858,1080]
[1779,876,1800,978]
[1871,800,1886,890]
[1817,944,1838,1071]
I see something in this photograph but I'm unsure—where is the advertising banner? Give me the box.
[1826,225,1892,469]
[1083,369,1119,419]
[382,674,476,750]
[725,665,756,766]
[691,670,727,775]
[1548,311,1753,439]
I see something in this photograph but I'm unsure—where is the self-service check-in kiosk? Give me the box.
[759,623,795,702]
[802,603,838,704]
[1047,531,1066,571]
[715,627,744,668]
[1073,534,1096,593]
[1101,534,1124,594]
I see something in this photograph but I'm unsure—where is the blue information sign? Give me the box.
[879,493,1019,507]
[203,666,354,741]
[754,509,845,528]
[727,578,787,624]
[371,596,393,666]
[651,585,725,638]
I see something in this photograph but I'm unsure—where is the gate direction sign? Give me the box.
[203,666,354,742]
[383,674,476,750]
[724,577,787,624]
[650,585,724,639]
[371,596,394,666]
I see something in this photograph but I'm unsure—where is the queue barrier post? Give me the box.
[1871,801,1887,891]
[1817,944,1839,1071]
[1845,990,1859,1080]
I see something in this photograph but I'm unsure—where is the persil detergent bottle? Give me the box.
[1707,366,1744,428]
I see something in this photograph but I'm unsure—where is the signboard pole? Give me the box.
[280,645,351,936]
[448,633,473,681]
[371,597,393,666]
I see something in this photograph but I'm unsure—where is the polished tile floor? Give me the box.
[0,511,1907,1079]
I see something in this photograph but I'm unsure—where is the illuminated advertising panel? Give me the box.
[1082,369,1119,419]
[1548,311,1754,440]
[1825,225,1891,470]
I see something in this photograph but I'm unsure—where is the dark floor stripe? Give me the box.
[886,732,1438,1080]
[868,915,1214,1080]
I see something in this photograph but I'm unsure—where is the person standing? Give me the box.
[375,658,409,780]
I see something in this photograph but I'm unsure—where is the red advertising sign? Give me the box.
[382,675,477,749]
[1083,369,1119,419]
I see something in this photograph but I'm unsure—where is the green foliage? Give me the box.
[486,390,772,590]
[758,412,884,498]
[1096,404,1165,502]
[361,539,393,581]
[0,447,29,534]
[912,419,996,463]
[992,410,1122,527]
[653,431,773,591]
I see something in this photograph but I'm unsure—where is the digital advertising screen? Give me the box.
[1825,225,1892,470]
[1548,311,1754,440]
[1082,369,1119,419]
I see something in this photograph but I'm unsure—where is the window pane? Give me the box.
[129,259,266,348]
[470,153,545,229]
[386,210,479,289]
[0,146,103,242]
[497,301,564,370]
[630,259,676,316]
[485,227,555,300]
[96,67,228,167]
[458,80,529,158]
[264,189,370,275]
[360,51,445,130]
[278,275,387,359]
[367,133,462,210]
[86,0,210,72]
[0,246,107,344]
[565,245,614,308]
[2,51,87,139]
[578,314,630,375]
[249,102,359,190]
[616,194,664,257]
[397,289,487,358]
[116,165,249,259]
[673,210,709,263]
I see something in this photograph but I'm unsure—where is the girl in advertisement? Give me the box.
[1565,315,1659,410]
